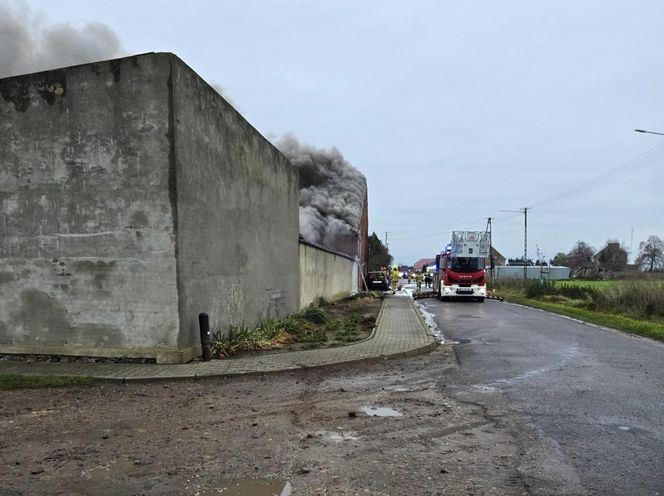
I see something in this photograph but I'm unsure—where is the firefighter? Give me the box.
[424,270,432,288]
[390,266,400,294]
[414,270,423,292]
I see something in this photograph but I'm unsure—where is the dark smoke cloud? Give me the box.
[0,1,125,79]
[275,134,367,251]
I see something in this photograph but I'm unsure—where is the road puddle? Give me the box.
[361,405,403,417]
[199,478,292,496]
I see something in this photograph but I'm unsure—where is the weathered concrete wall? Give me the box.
[299,242,355,309]
[0,54,182,361]
[0,52,300,362]
[171,57,300,344]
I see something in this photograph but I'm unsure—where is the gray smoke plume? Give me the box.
[275,134,367,252]
[0,2,125,79]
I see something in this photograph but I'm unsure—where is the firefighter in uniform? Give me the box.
[390,266,400,294]
[414,270,423,292]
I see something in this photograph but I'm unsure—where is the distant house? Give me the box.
[490,247,506,267]
[594,242,627,271]
[412,258,436,271]
[577,242,629,279]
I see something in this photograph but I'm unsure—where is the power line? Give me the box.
[386,141,664,244]
[529,141,664,209]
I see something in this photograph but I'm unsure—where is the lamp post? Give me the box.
[634,129,664,136]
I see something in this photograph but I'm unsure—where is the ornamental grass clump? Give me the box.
[210,320,294,357]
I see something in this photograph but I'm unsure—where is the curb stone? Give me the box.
[0,296,437,382]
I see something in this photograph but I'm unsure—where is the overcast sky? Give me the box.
[5,0,664,265]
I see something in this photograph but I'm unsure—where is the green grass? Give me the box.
[552,279,617,289]
[0,374,97,390]
[503,293,664,342]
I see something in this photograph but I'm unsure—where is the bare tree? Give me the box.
[636,235,664,272]
[567,241,595,268]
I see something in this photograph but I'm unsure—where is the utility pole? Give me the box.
[485,217,493,283]
[499,207,529,281]
[523,207,528,281]
[384,232,392,269]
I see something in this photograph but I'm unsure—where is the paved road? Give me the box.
[420,298,664,496]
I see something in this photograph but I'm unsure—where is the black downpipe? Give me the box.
[199,313,211,361]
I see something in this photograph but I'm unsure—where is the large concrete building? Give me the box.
[0,53,300,363]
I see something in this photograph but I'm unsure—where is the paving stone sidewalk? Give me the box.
[0,296,437,382]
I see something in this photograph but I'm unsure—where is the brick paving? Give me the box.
[0,296,437,382]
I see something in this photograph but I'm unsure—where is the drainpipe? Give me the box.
[198,313,211,361]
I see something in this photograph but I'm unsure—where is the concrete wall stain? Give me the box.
[0,78,31,112]
[129,210,149,229]
[15,289,73,337]
[109,59,122,83]
[0,272,17,285]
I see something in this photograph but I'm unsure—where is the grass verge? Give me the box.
[210,292,384,358]
[504,294,664,342]
[0,374,97,390]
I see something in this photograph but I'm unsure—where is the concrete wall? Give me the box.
[0,52,300,363]
[0,54,181,361]
[170,57,300,347]
[300,241,356,309]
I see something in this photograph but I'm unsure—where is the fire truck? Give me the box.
[435,231,489,302]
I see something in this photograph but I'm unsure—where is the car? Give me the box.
[367,271,390,291]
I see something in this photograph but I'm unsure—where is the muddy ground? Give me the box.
[0,347,529,496]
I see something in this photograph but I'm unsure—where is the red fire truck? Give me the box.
[435,231,489,302]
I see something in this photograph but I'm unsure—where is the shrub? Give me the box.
[299,305,329,324]
[591,282,664,320]
[210,321,293,357]
[297,328,327,343]
[524,281,557,298]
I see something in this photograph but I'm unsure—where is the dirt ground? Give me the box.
[0,347,529,496]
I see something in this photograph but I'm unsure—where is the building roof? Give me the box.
[490,246,506,263]
[412,258,436,270]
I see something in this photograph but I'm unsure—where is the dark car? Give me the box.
[367,271,390,291]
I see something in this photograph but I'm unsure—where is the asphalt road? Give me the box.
[420,298,664,496]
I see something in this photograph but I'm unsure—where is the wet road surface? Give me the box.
[421,298,664,496]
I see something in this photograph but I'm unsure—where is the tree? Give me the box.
[596,240,628,272]
[367,232,392,271]
[636,235,664,272]
[567,241,595,268]
[550,252,569,266]
[507,258,533,266]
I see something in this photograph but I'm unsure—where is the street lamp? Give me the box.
[634,129,664,136]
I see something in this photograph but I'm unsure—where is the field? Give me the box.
[551,279,617,288]
[492,278,664,342]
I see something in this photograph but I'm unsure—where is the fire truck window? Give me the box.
[450,257,485,272]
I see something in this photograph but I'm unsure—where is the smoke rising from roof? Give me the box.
[275,134,367,251]
[0,2,125,79]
